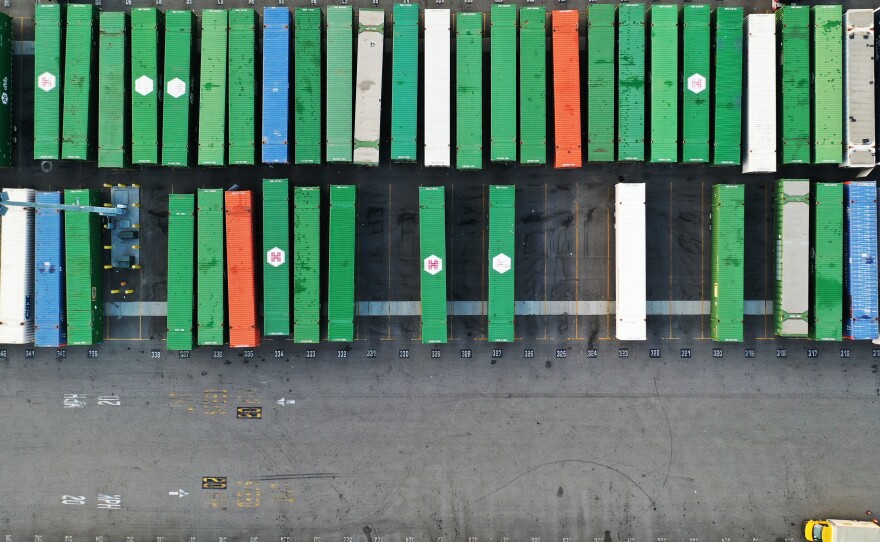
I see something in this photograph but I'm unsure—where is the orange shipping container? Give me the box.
[552,10,582,169]
[225,191,261,348]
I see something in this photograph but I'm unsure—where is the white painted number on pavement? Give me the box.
[97,494,122,510]
[63,394,87,408]
[62,495,86,505]
[97,396,121,406]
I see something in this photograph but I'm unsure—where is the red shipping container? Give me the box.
[552,10,582,169]
[225,191,261,348]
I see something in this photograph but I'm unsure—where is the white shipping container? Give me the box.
[776,180,810,337]
[424,9,451,167]
[742,14,777,174]
[615,183,646,341]
[843,9,875,168]
[0,188,35,344]
[353,9,385,166]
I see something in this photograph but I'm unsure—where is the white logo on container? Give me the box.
[267,247,285,267]
[135,75,154,96]
[492,253,511,274]
[37,72,56,92]
[687,73,706,94]
[424,255,443,275]
[167,77,186,99]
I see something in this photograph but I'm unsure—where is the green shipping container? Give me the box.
[328,185,356,342]
[618,4,645,162]
[774,179,810,337]
[228,9,257,165]
[488,185,515,342]
[811,5,843,164]
[519,7,546,165]
[391,3,419,162]
[777,7,810,164]
[294,187,321,343]
[98,12,128,168]
[649,5,678,163]
[198,10,227,166]
[588,4,615,162]
[0,12,11,167]
[61,4,97,161]
[712,7,743,166]
[682,5,710,163]
[162,11,194,167]
[197,189,225,346]
[263,179,290,336]
[490,4,517,162]
[456,12,483,170]
[64,189,104,345]
[419,187,447,344]
[810,182,843,341]
[167,194,195,350]
[326,6,353,163]
[294,8,321,165]
[130,8,162,165]
[34,4,64,160]
[710,184,744,342]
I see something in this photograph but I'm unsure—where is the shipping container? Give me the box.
[588,4,615,162]
[0,189,34,344]
[844,181,878,339]
[326,6,353,163]
[228,9,257,166]
[424,9,451,167]
[61,4,97,161]
[712,7,743,166]
[774,179,810,337]
[488,185,515,343]
[777,7,810,164]
[130,8,162,165]
[649,5,678,163]
[293,187,321,343]
[491,4,517,162]
[390,3,419,162]
[456,12,483,170]
[552,10,581,169]
[615,183,646,341]
[742,14,777,173]
[328,185,356,342]
[0,13,11,167]
[166,194,195,350]
[353,9,384,166]
[710,184,744,342]
[294,8,321,165]
[198,10,227,166]
[617,4,645,162]
[225,191,260,348]
[34,4,64,161]
[810,182,843,341]
[811,5,843,164]
[681,5,710,164]
[519,7,546,165]
[262,7,290,164]
[34,192,66,348]
[64,189,103,345]
[162,10,195,167]
[262,179,290,336]
[98,11,128,168]
[196,189,225,346]
[842,9,875,168]
[419,186,447,343]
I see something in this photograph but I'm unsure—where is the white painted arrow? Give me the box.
[168,489,188,498]
[276,398,296,406]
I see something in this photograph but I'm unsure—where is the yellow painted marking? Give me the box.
[202,389,228,416]
[235,481,261,508]
[168,392,196,412]
[236,406,263,419]
[269,483,296,503]
[236,389,260,405]
[202,477,228,490]
[208,491,227,509]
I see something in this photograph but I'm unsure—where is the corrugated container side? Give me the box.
[197,10,228,166]
[0,13,12,167]
[61,4,97,161]
[294,8,321,164]
[196,189,225,345]
[328,185,356,342]
[456,12,483,170]
[419,186,447,343]
[225,191,260,348]
[551,10,582,169]
[166,194,195,350]
[519,7,546,165]
[326,6,353,163]
[228,9,257,166]
[742,14,777,173]
[710,184,744,342]
[130,8,162,165]
[98,12,128,168]
[712,7,743,166]
[649,5,678,163]
[811,6,842,164]
[390,3,419,162]
[488,185,515,343]
[162,10,195,167]
[353,9,385,166]
[424,9,451,167]
[0,189,34,344]
[587,4,615,162]
[490,4,517,162]
[262,7,290,164]
[618,4,645,162]
[262,179,290,336]
[842,9,875,168]
[34,4,64,160]
[774,179,810,337]
[615,183,646,341]
[810,182,843,341]
[293,187,321,343]
[64,189,103,345]
[681,5,710,164]
[843,181,878,339]
[34,191,66,347]
[777,7,810,164]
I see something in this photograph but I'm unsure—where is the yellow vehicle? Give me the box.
[805,520,880,542]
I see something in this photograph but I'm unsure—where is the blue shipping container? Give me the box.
[34,191,67,347]
[262,7,290,164]
[843,181,879,340]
